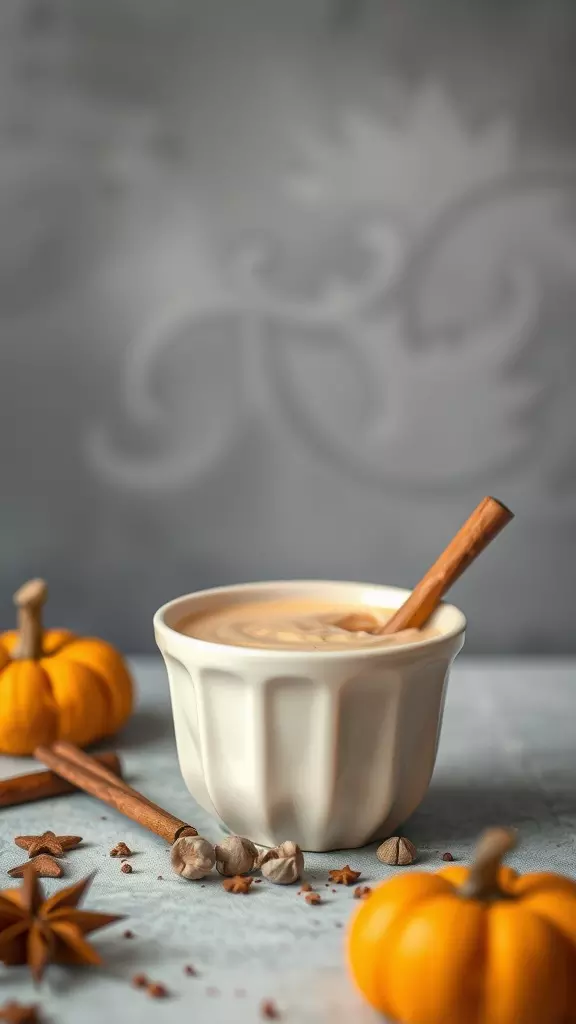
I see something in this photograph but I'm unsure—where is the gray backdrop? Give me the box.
[1,0,576,654]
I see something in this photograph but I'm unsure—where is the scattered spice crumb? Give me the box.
[147,983,168,999]
[110,842,132,858]
[298,883,313,894]
[260,998,281,1019]
[184,965,197,976]
[157,875,163,880]
[354,886,372,900]
[328,865,361,886]
[331,888,337,893]
[325,883,329,887]
[121,862,133,874]
[335,922,343,927]
[123,929,134,939]
[305,892,321,905]
[254,878,262,883]
[223,875,253,894]
[442,852,454,862]
[101,816,107,820]
[132,973,148,989]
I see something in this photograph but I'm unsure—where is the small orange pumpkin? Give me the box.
[348,827,576,1024]
[0,579,134,755]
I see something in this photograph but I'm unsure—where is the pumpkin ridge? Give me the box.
[41,658,112,747]
[0,660,60,754]
[512,874,576,897]
[0,639,10,674]
[38,661,56,701]
[60,655,121,735]
[10,660,58,708]
[39,633,78,658]
[57,639,133,731]
[370,884,455,1016]
[520,901,576,949]
[484,902,576,1022]
[476,903,490,1024]
[35,662,61,736]
[390,894,488,1023]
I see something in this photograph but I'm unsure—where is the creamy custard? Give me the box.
[177,596,438,651]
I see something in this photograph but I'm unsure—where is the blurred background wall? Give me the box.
[1,0,576,653]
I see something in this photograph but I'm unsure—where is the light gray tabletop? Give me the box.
[1,658,575,1022]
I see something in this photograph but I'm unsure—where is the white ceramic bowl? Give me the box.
[154,580,465,852]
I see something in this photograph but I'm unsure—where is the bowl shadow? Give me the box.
[408,777,569,845]
[115,708,175,749]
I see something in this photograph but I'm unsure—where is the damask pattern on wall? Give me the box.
[89,86,576,520]
[1,0,576,651]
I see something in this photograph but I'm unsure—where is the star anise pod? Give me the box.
[8,856,62,879]
[14,831,82,858]
[222,875,253,894]
[328,865,361,886]
[0,866,123,981]
[0,1002,40,1024]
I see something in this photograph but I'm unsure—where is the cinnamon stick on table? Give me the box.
[50,740,182,819]
[0,751,122,809]
[35,744,197,845]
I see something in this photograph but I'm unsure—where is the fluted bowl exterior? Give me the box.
[154,581,465,851]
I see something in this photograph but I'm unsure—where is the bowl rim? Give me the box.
[153,579,467,662]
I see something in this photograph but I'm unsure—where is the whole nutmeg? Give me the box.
[377,836,417,866]
[215,835,258,876]
[171,836,216,880]
[259,840,304,884]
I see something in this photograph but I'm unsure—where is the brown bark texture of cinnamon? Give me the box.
[34,743,197,845]
[0,751,122,808]
[51,740,176,817]
[380,496,514,635]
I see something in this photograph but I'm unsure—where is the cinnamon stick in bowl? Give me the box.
[379,496,513,635]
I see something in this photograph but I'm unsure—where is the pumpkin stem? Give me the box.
[459,827,517,901]
[13,579,48,660]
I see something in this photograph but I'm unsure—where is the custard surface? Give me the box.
[178,596,438,651]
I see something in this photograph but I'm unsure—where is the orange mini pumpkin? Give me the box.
[348,827,576,1024]
[0,579,134,755]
